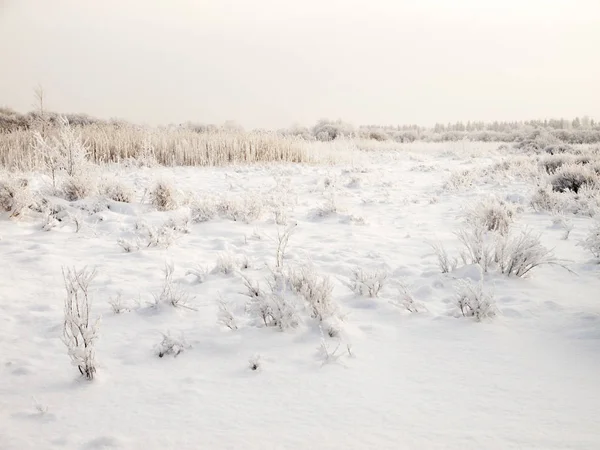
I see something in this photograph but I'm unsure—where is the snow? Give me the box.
[1,144,599,449]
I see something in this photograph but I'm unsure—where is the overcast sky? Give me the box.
[1,0,599,128]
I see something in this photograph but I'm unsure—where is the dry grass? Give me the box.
[0,124,315,170]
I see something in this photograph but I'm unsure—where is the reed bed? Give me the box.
[0,124,316,170]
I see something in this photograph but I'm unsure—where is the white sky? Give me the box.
[1,0,599,128]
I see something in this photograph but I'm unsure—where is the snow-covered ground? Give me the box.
[1,143,599,450]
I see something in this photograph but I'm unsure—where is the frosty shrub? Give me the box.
[287,265,336,321]
[136,222,178,249]
[514,130,558,152]
[273,205,289,225]
[393,283,426,313]
[454,278,497,321]
[495,229,561,277]
[263,290,299,331]
[313,192,340,218]
[217,297,238,330]
[245,272,299,331]
[530,185,566,213]
[190,196,218,223]
[163,214,191,235]
[429,241,458,273]
[574,154,594,166]
[99,179,134,203]
[67,211,85,233]
[539,154,574,174]
[108,293,132,314]
[186,264,209,283]
[117,237,141,253]
[347,267,387,297]
[484,156,542,182]
[62,175,95,201]
[61,266,101,380]
[212,252,239,275]
[149,180,178,211]
[316,327,352,366]
[219,195,263,223]
[152,262,195,310]
[312,119,356,141]
[580,220,600,259]
[274,223,296,269]
[248,355,262,371]
[241,274,263,300]
[456,224,495,272]
[41,211,59,231]
[0,175,32,218]
[444,169,475,190]
[464,197,515,235]
[453,221,565,277]
[155,332,189,358]
[552,214,574,240]
[575,185,600,217]
[543,143,574,155]
[550,164,598,194]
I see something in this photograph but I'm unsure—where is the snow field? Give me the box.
[1,143,600,449]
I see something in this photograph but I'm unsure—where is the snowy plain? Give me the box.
[1,142,599,450]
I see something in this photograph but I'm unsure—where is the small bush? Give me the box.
[464,197,515,235]
[530,185,565,213]
[61,266,100,380]
[514,130,558,152]
[347,267,387,297]
[456,225,495,272]
[152,263,195,310]
[429,241,458,273]
[190,197,218,223]
[219,195,263,223]
[155,332,189,358]
[552,214,574,240]
[0,176,32,217]
[99,180,134,203]
[313,192,341,218]
[495,229,562,277]
[580,220,600,259]
[287,266,336,321]
[131,221,180,249]
[108,293,133,314]
[444,169,475,190]
[217,297,238,330]
[539,154,574,174]
[212,252,239,275]
[543,143,574,155]
[454,278,497,321]
[248,355,262,371]
[246,272,299,331]
[149,180,178,211]
[550,164,598,194]
[394,283,426,313]
[186,264,209,283]
[63,175,95,201]
[274,224,296,269]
